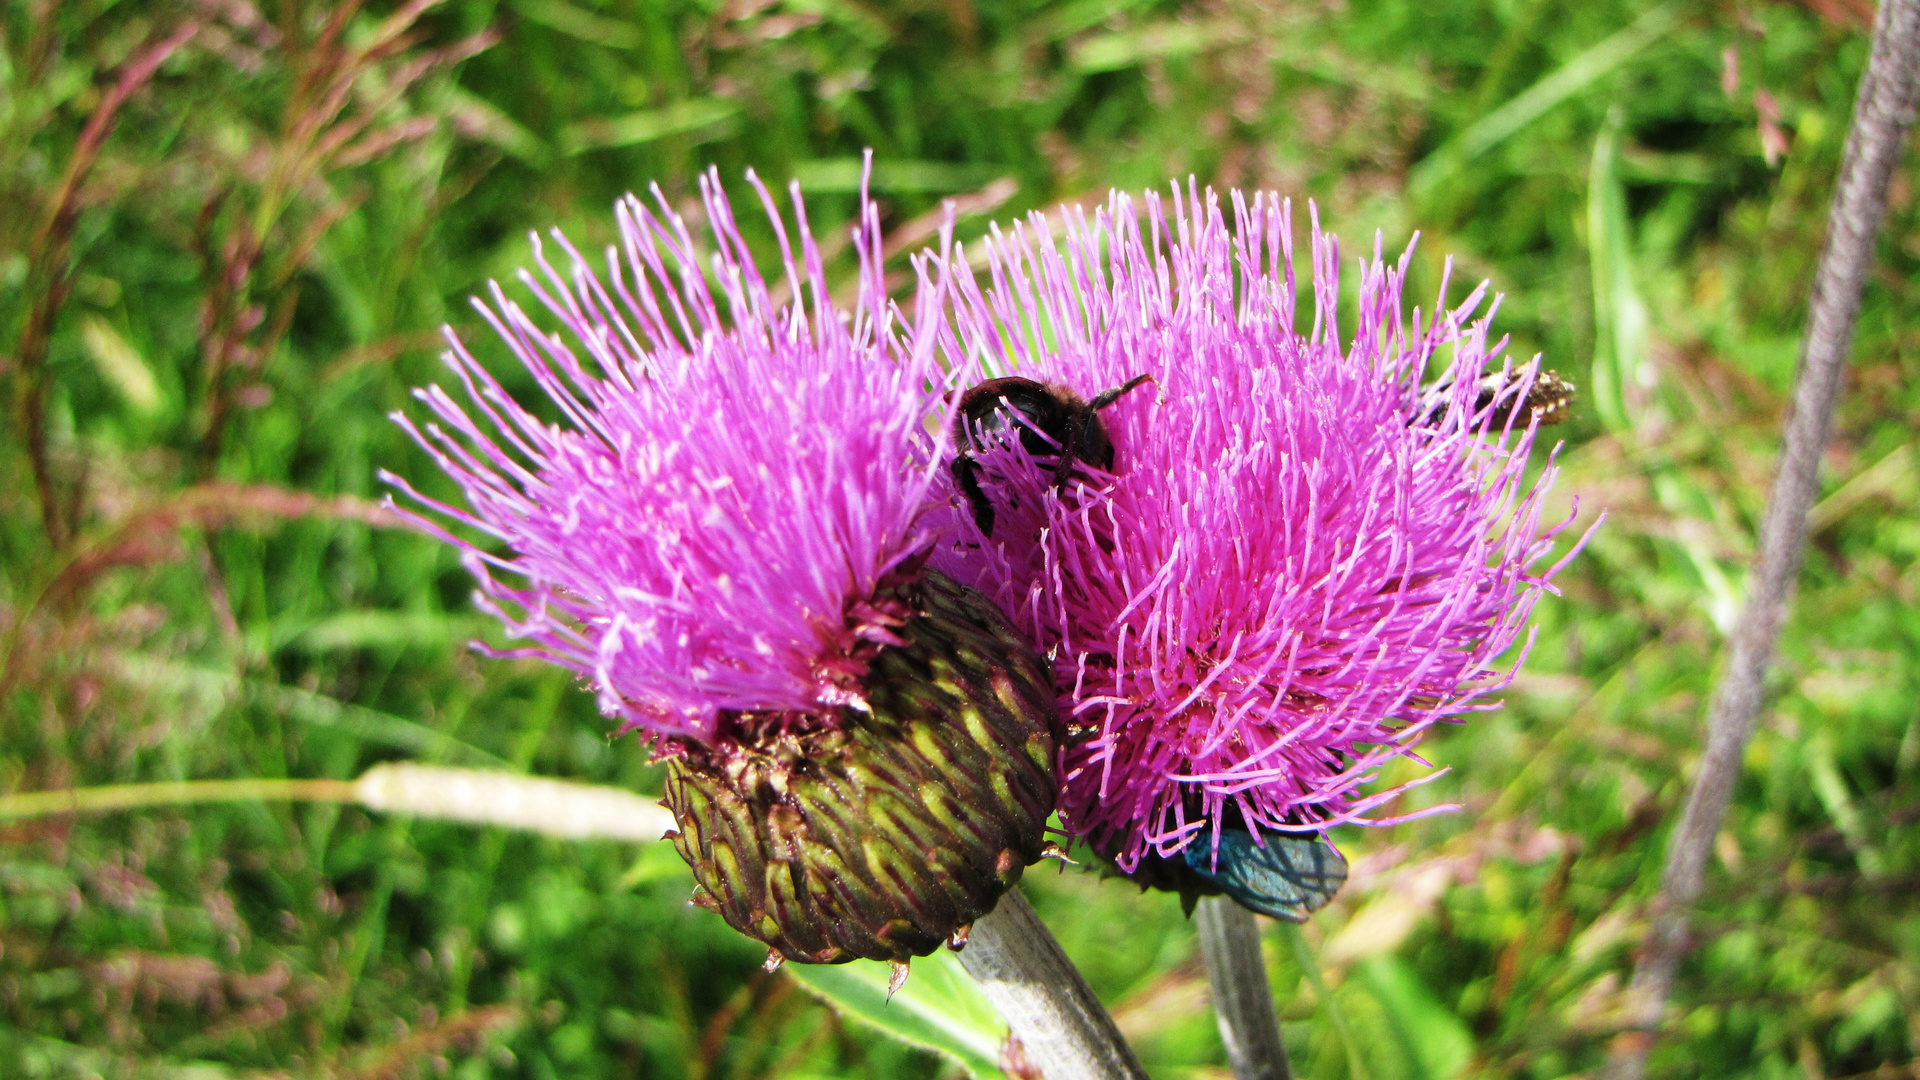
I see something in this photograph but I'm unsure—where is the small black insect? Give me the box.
[951,374,1153,537]
[1417,368,1577,429]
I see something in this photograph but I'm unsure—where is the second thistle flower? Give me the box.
[931,187,1588,910]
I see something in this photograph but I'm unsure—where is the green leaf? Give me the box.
[1586,105,1647,434]
[561,98,740,154]
[1069,22,1213,73]
[105,653,510,769]
[787,949,1009,1080]
[510,0,645,49]
[271,610,493,653]
[789,158,1008,194]
[1408,4,1678,199]
[1353,956,1476,1080]
[1283,922,1369,1080]
[440,85,550,163]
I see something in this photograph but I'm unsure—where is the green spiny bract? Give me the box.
[663,569,1058,965]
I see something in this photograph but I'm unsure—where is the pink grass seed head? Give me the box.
[382,169,955,745]
[927,184,1591,872]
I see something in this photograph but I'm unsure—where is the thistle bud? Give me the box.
[665,568,1055,963]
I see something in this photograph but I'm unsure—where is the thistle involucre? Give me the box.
[929,186,1586,877]
[385,172,1058,967]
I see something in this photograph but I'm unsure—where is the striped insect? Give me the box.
[1416,366,1577,429]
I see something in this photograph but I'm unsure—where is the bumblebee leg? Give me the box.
[951,454,996,537]
[1052,415,1084,490]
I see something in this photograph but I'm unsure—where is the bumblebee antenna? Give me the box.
[1089,373,1153,411]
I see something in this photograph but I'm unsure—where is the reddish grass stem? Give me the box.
[13,21,199,548]
[1604,2,1920,1077]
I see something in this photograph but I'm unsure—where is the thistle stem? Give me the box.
[1602,2,1920,1077]
[955,888,1149,1080]
[1197,898,1292,1080]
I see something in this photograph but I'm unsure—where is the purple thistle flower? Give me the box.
[381,170,949,743]
[381,168,1065,968]
[928,184,1591,873]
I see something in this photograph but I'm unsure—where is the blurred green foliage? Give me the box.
[3,0,1918,1078]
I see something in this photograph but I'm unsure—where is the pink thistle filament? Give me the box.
[929,185,1590,871]
[382,169,954,744]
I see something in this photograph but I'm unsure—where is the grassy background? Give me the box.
[4,0,1918,1078]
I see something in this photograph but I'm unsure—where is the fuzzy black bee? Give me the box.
[1417,367,1577,429]
[951,374,1153,537]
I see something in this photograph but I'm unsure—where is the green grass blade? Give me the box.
[788,948,1010,1080]
[105,653,512,769]
[270,609,493,653]
[1458,4,1679,161]
[510,0,644,48]
[1282,922,1369,1080]
[790,159,1009,195]
[561,98,740,154]
[1409,4,1678,197]
[1587,106,1648,433]
[1353,956,1475,1080]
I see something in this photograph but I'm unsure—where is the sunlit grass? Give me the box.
[2,1,1916,1078]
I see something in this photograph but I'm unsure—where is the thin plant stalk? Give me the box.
[0,777,354,820]
[954,888,1150,1080]
[1197,897,1291,1080]
[1604,2,1920,1077]
[0,764,677,841]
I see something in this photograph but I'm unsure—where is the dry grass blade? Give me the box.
[46,483,403,605]
[337,1004,522,1080]
[1,483,404,694]
[0,764,676,842]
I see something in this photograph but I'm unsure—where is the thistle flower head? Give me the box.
[930,185,1588,872]
[384,169,1062,967]
[382,170,947,744]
